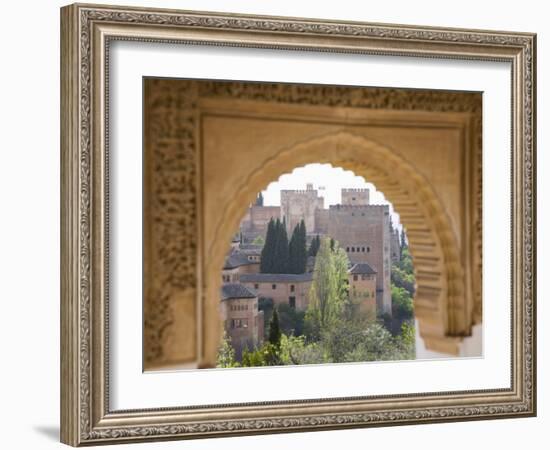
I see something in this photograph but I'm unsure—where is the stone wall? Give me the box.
[390,229,401,263]
[240,205,280,242]
[328,204,392,314]
[348,273,377,317]
[219,296,261,357]
[280,187,324,234]
[241,279,312,310]
[341,188,370,205]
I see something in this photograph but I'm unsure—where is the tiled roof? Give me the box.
[221,283,257,300]
[223,252,257,269]
[349,263,377,275]
[240,272,313,283]
[239,244,263,251]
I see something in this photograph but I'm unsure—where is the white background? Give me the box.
[111,41,510,409]
[0,0,546,449]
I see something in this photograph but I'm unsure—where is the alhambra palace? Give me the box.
[220,183,401,356]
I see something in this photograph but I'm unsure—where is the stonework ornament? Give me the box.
[61,3,536,446]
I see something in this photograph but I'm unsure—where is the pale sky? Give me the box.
[261,163,402,231]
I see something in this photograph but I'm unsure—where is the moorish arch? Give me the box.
[143,78,482,370]
[207,131,467,361]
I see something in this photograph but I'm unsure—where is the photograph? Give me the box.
[221,171,418,367]
[57,3,536,446]
[142,78,483,371]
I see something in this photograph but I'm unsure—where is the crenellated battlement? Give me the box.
[330,204,388,210]
[281,189,318,195]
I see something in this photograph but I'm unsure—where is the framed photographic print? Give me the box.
[60,3,536,446]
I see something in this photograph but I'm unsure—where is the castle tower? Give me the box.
[327,204,392,315]
[280,184,324,234]
[341,188,369,206]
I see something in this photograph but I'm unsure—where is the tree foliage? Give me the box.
[260,219,276,273]
[268,308,282,349]
[305,237,349,340]
[260,218,290,273]
[277,303,306,337]
[252,234,265,246]
[219,232,418,368]
[308,234,321,257]
[288,220,307,274]
[216,332,238,368]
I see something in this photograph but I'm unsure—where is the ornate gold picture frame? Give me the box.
[61,3,536,446]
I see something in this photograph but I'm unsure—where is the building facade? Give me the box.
[348,263,378,317]
[220,284,263,358]
[235,184,397,317]
[240,272,313,310]
[280,183,324,235]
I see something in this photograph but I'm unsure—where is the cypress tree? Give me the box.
[268,308,282,349]
[297,220,307,273]
[288,224,299,274]
[260,218,275,273]
[308,234,320,257]
[272,219,289,273]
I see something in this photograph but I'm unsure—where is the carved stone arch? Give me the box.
[143,78,482,369]
[210,131,466,357]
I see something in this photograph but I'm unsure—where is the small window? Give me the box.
[352,197,356,201]
[353,275,358,281]
[346,247,350,252]
[254,283,259,289]
[351,247,355,252]
[361,247,365,252]
[290,284,295,292]
[272,284,276,290]
[351,212,355,217]
[367,246,370,253]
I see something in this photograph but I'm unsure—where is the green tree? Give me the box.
[272,219,289,273]
[277,303,306,336]
[216,332,239,368]
[266,308,282,365]
[398,246,414,274]
[252,234,265,246]
[258,297,274,339]
[260,218,276,273]
[391,284,414,320]
[268,308,282,348]
[308,234,321,257]
[298,220,307,272]
[305,237,349,340]
[391,264,415,296]
[288,220,307,274]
